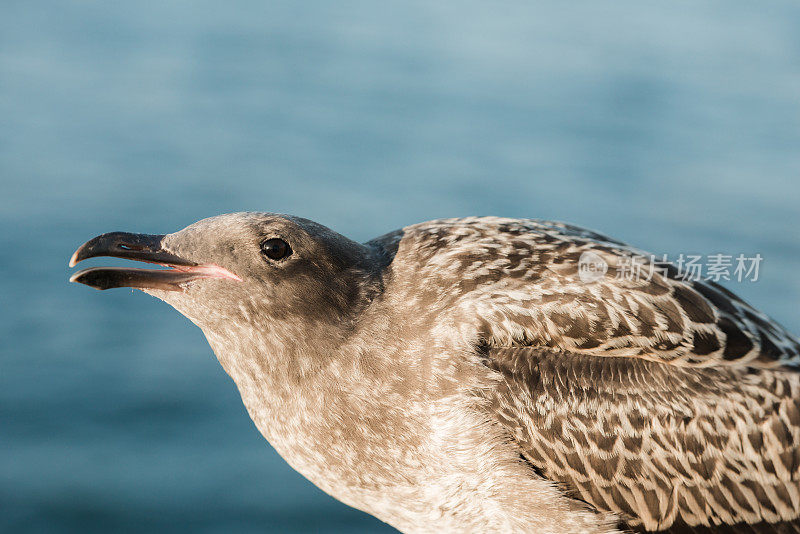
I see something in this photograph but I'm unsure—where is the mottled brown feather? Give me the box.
[484,348,800,532]
[376,217,800,531]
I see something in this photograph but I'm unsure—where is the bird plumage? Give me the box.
[369,216,800,532]
[71,214,800,533]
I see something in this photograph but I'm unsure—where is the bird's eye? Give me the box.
[260,238,292,261]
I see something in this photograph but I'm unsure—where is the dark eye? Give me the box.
[260,238,292,261]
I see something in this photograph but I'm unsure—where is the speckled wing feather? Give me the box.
[372,217,800,532]
[485,347,800,532]
[376,217,800,369]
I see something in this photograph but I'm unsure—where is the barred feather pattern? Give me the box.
[369,217,800,531]
[374,217,800,370]
[485,347,800,531]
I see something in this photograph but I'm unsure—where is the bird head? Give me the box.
[69,213,381,347]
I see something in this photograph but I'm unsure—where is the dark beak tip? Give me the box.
[67,232,192,269]
[68,249,81,268]
[69,269,104,290]
[68,232,208,292]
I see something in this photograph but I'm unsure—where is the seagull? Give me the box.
[69,213,800,533]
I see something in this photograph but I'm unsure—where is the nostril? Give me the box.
[118,243,145,251]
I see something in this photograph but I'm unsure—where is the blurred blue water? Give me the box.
[2,1,799,532]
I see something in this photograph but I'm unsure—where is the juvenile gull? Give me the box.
[69,213,800,533]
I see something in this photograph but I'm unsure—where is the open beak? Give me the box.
[69,232,241,291]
